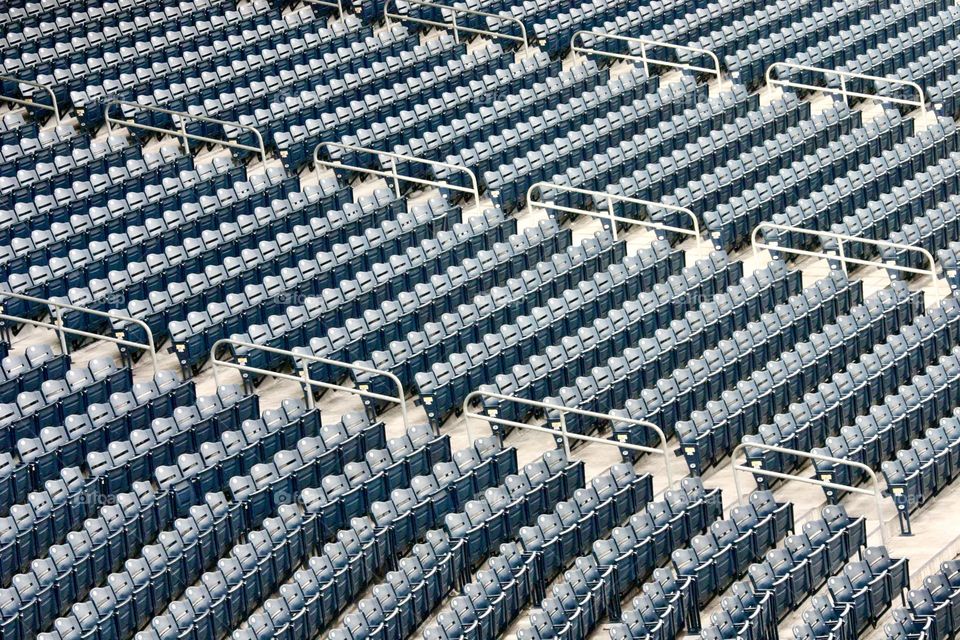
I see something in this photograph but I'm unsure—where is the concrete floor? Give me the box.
[5,7,960,640]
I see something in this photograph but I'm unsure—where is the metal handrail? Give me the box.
[527,181,703,246]
[105,99,269,168]
[730,441,889,547]
[0,290,159,375]
[751,221,949,297]
[0,74,61,124]
[765,62,927,114]
[210,338,412,431]
[462,390,674,488]
[303,0,344,15]
[314,140,482,212]
[384,0,529,55]
[571,31,724,90]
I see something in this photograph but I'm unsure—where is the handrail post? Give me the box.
[297,356,317,411]
[765,65,776,101]
[557,413,572,459]
[50,307,70,355]
[526,181,703,247]
[52,306,68,356]
[177,114,191,155]
[731,442,889,547]
[463,390,674,488]
[607,198,618,242]
[391,159,402,199]
[751,225,762,263]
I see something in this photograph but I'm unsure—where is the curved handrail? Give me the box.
[0,74,60,124]
[751,221,949,297]
[384,0,530,55]
[570,31,724,90]
[463,390,674,488]
[105,99,269,169]
[210,338,413,431]
[314,140,483,212]
[730,441,889,547]
[527,181,703,246]
[0,289,158,375]
[765,62,927,114]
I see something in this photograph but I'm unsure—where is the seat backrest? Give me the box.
[671,548,700,577]
[729,504,759,534]
[537,514,564,541]
[646,500,673,526]
[473,436,502,462]
[802,519,831,546]
[541,449,568,476]
[925,573,953,603]
[524,460,551,486]
[550,498,580,527]
[343,461,373,487]
[321,474,351,497]
[766,549,797,577]
[444,512,471,538]
[748,561,776,589]
[610,463,640,490]
[793,622,817,640]
[519,525,545,552]
[784,534,814,562]
[391,487,419,513]
[629,511,657,539]
[692,534,720,560]
[484,487,511,513]
[821,504,850,532]
[862,546,893,575]
[464,499,492,526]
[453,448,481,475]
[710,519,740,546]
[749,490,778,517]
[574,487,599,513]
[506,473,533,498]
[827,574,857,603]
[411,473,442,498]
[593,540,621,566]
